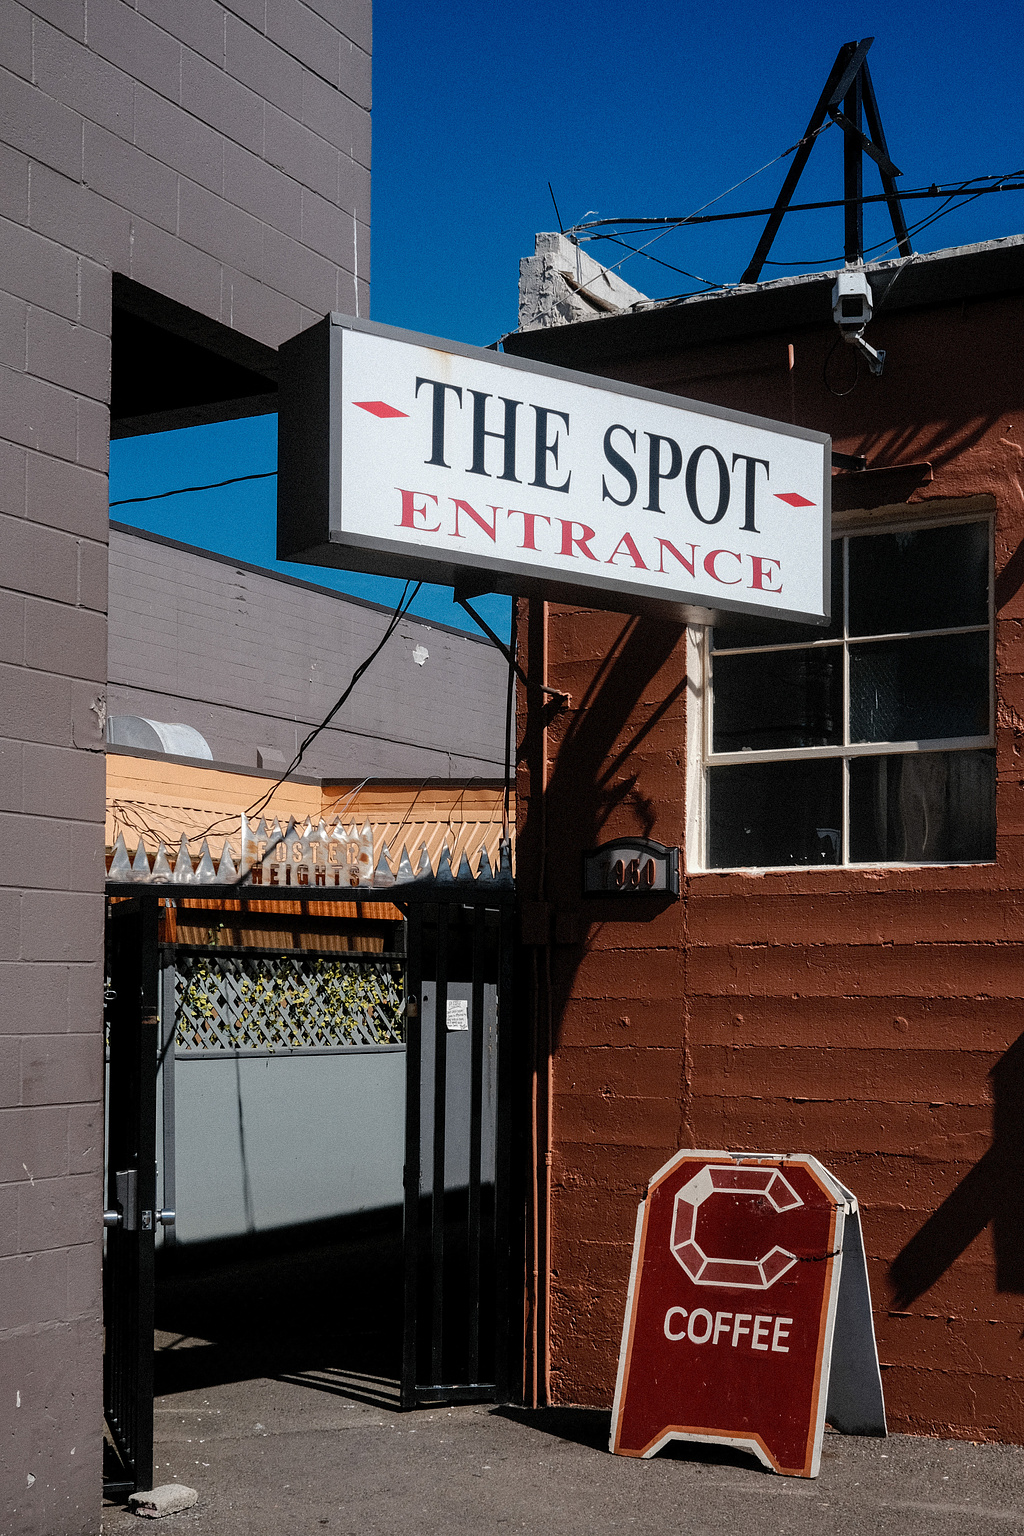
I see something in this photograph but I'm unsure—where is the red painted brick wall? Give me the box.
[517,284,1024,1440]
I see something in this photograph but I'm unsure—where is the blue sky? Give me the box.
[108,413,516,639]
[112,1,1024,638]
[371,0,1024,343]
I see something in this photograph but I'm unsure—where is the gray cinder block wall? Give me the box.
[0,5,370,1531]
[108,524,508,780]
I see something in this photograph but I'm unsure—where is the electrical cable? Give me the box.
[171,580,422,861]
[881,187,991,246]
[823,332,861,398]
[827,186,992,277]
[601,179,1012,310]
[554,126,837,300]
[569,216,731,295]
[110,471,276,506]
[760,181,991,268]
[568,121,837,239]
[246,579,422,822]
[595,232,726,287]
[682,120,838,221]
[502,599,517,842]
[570,165,1024,235]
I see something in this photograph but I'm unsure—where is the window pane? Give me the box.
[713,647,843,751]
[849,750,995,863]
[712,540,842,649]
[849,631,989,743]
[708,759,842,868]
[848,521,988,636]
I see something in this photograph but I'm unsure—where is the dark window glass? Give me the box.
[849,631,989,743]
[848,521,988,636]
[712,647,843,752]
[712,541,842,650]
[849,750,995,863]
[708,758,842,868]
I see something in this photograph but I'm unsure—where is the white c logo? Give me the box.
[670,1165,804,1290]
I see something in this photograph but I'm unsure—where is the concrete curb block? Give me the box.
[128,1484,199,1518]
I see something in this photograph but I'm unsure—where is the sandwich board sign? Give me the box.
[610,1151,885,1477]
[277,315,830,626]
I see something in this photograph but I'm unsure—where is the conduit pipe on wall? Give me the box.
[526,600,555,1409]
[541,602,554,1408]
[527,601,542,1409]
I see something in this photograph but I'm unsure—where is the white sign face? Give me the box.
[278,317,831,624]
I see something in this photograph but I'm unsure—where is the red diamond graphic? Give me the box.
[774,491,816,507]
[353,400,408,418]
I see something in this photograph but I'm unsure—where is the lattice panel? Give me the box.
[174,954,405,1052]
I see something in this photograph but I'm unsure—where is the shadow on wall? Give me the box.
[519,608,688,1051]
[888,537,1024,1302]
[890,1032,1024,1306]
[522,605,1024,1317]
[994,535,1024,614]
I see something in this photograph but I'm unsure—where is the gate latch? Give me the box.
[103,1169,138,1230]
[103,1171,172,1232]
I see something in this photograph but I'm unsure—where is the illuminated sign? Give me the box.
[278,316,830,624]
[610,1151,886,1477]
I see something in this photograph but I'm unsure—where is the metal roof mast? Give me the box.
[741,37,912,284]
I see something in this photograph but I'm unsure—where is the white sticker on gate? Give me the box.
[446,999,469,1031]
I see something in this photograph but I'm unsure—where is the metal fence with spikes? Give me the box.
[105,811,514,898]
[103,815,518,1460]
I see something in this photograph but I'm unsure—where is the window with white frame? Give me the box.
[702,518,994,869]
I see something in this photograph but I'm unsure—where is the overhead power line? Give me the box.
[572,172,1024,237]
[184,579,425,858]
[109,470,277,507]
[245,579,423,824]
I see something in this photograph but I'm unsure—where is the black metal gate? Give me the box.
[103,896,160,1493]
[103,877,519,1488]
[401,900,517,1408]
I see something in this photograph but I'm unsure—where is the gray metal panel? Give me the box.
[107,525,509,779]
[169,1050,406,1244]
[419,980,498,1191]
[826,1210,888,1436]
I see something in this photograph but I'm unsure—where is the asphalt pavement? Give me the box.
[100,1332,1024,1536]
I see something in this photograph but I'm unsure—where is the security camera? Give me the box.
[831,269,885,377]
[832,269,873,329]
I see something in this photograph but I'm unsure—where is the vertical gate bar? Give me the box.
[466,905,486,1379]
[135,892,160,1492]
[104,900,121,1464]
[401,906,423,1410]
[430,902,450,1386]
[159,949,176,1247]
[105,898,137,1482]
[127,902,142,1472]
[104,893,158,1491]
[493,904,516,1401]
